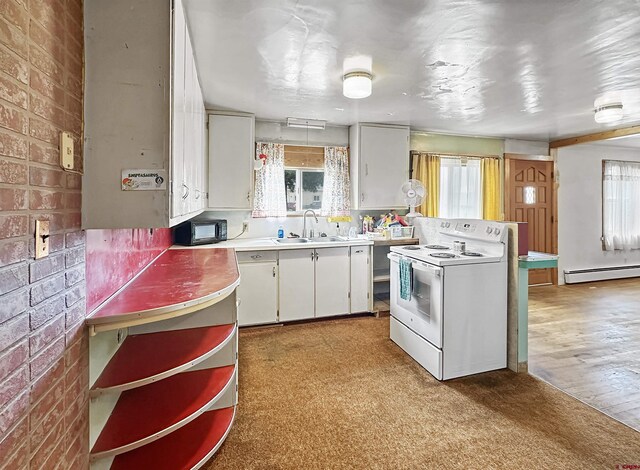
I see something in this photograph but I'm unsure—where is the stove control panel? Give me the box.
[437,219,506,242]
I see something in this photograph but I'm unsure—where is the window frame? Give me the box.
[285,166,325,215]
[601,158,640,251]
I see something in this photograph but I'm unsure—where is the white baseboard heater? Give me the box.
[564,265,640,284]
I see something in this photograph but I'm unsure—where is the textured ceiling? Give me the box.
[184,0,640,140]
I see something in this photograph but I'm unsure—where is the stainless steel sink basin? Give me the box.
[308,237,345,243]
[275,238,309,244]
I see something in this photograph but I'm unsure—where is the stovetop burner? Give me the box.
[402,246,421,250]
[425,244,449,250]
[430,252,456,259]
[461,251,483,257]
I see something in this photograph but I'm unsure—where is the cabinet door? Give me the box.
[359,125,409,209]
[315,247,350,318]
[279,249,315,322]
[208,114,254,209]
[170,1,186,218]
[350,246,371,313]
[237,262,278,326]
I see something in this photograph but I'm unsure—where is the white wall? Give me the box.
[255,120,348,146]
[557,143,640,282]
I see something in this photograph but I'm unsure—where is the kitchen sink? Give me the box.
[308,237,345,243]
[275,238,309,244]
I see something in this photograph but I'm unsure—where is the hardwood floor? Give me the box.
[528,278,640,431]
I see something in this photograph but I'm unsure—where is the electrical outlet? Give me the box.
[242,222,249,233]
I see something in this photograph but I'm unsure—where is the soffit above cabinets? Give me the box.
[183,0,640,141]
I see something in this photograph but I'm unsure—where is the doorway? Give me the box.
[505,157,556,285]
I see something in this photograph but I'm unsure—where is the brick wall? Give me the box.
[0,0,87,468]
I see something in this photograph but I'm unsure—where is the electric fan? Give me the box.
[401,179,426,219]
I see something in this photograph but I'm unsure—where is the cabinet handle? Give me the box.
[247,191,250,201]
[315,252,319,261]
[195,189,201,200]
[361,193,364,202]
[251,254,262,259]
[355,249,363,253]
[365,163,369,176]
[272,266,276,277]
[182,184,189,200]
[311,251,314,261]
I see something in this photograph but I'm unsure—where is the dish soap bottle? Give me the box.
[277,225,284,239]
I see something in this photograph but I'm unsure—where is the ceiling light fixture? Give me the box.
[594,102,623,124]
[343,71,373,99]
[286,117,326,130]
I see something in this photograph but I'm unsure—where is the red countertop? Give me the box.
[86,248,239,330]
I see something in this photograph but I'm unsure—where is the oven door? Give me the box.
[388,253,443,348]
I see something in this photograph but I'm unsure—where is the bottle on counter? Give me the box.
[277,225,284,239]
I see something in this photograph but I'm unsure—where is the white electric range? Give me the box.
[387,218,508,380]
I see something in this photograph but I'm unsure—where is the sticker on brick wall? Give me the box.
[121,169,167,191]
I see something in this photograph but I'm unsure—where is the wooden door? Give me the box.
[506,159,555,285]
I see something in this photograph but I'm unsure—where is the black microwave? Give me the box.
[174,219,227,245]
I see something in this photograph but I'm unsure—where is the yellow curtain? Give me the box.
[481,158,501,220]
[412,153,440,217]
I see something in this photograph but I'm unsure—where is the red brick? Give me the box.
[0,43,28,84]
[30,92,65,126]
[64,246,83,267]
[63,317,83,346]
[0,239,27,265]
[0,132,28,158]
[30,0,64,33]
[0,16,28,59]
[63,191,80,209]
[29,17,65,65]
[0,100,27,134]
[63,383,86,423]
[29,354,62,403]
[65,0,82,32]
[29,294,63,332]
[29,334,63,379]
[64,351,86,389]
[0,0,28,34]
[0,364,27,409]
[29,212,63,233]
[63,211,80,230]
[29,393,63,450]
[0,74,27,109]
[0,439,29,469]
[65,172,80,190]
[0,338,26,380]
[29,188,64,210]
[0,187,26,210]
[29,68,64,106]
[0,416,28,466]
[0,213,27,238]
[63,431,85,470]
[29,140,58,165]
[64,265,83,288]
[64,301,83,330]
[0,390,27,435]
[29,414,64,469]
[64,231,83,248]
[63,335,84,368]
[65,30,81,61]
[66,73,81,99]
[29,116,58,144]
[29,165,64,188]
[0,311,27,352]
[0,287,27,323]
[30,252,64,282]
[29,314,63,355]
[29,272,64,306]
[64,110,81,136]
[0,157,27,182]
[0,262,27,295]
[29,44,63,85]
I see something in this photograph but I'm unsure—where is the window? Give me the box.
[602,159,640,251]
[285,168,324,212]
[439,157,482,218]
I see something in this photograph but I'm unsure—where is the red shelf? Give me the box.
[87,248,239,332]
[92,324,236,393]
[111,407,235,470]
[92,365,235,458]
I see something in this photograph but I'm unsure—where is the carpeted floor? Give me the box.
[206,316,640,469]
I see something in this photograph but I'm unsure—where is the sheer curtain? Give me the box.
[603,160,640,250]
[321,146,351,216]
[439,157,482,218]
[252,142,287,218]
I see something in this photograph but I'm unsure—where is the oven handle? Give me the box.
[388,253,442,277]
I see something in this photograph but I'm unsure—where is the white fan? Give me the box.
[401,179,426,219]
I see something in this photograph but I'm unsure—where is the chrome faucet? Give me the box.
[302,209,318,239]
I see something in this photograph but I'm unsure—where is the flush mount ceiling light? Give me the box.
[286,117,326,130]
[343,71,373,99]
[594,102,623,123]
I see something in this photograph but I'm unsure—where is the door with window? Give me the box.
[506,159,555,285]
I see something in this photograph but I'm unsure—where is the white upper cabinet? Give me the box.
[83,0,205,228]
[208,113,255,210]
[349,124,410,210]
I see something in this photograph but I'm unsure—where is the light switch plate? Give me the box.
[60,131,74,170]
[35,220,50,259]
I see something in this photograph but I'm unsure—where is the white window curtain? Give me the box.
[321,146,351,217]
[603,160,640,250]
[252,142,287,218]
[439,157,482,218]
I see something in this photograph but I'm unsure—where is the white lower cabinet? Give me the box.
[278,249,315,322]
[350,246,371,313]
[315,247,350,317]
[237,254,278,326]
